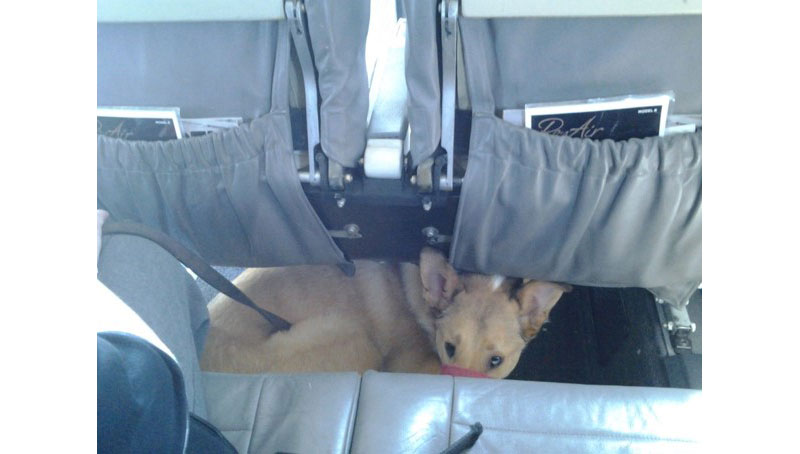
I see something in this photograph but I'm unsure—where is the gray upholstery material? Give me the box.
[98,4,371,168]
[98,234,210,418]
[350,372,453,453]
[306,0,370,167]
[459,16,701,115]
[97,113,346,268]
[97,0,286,23]
[401,12,700,165]
[451,18,702,307]
[98,22,348,268]
[350,371,702,453]
[203,372,361,454]
[98,21,280,120]
[402,0,441,166]
[450,115,702,306]
[460,0,701,19]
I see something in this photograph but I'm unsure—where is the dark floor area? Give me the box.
[508,286,702,390]
[199,267,701,390]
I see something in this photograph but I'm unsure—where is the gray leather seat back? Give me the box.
[97,13,346,266]
[98,21,281,120]
[450,376,702,453]
[351,372,453,453]
[450,16,702,306]
[459,15,701,115]
[401,6,702,167]
[349,371,702,453]
[96,4,364,268]
[97,1,372,159]
[203,372,361,454]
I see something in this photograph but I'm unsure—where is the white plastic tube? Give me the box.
[364,139,403,179]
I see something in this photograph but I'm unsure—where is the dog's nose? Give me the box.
[440,364,490,378]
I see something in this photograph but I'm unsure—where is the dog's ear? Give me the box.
[516,281,571,341]
[419,247,462,311]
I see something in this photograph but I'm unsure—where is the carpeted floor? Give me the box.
[508,286,701,390]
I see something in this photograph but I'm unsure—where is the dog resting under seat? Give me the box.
[200,248,569,379]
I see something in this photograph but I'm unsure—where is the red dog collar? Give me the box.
[440,364,489,378]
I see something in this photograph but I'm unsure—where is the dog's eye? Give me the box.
[489,355,503,368]
[445,342,456,358]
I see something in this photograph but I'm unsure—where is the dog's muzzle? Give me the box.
[440,364,489,378]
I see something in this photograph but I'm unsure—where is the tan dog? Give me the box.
[200,248,570,378]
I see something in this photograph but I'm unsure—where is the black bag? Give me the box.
[97,332,236,453]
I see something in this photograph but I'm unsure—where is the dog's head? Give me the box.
[420,248,570,379]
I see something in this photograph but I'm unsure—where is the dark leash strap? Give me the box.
[439,422,483,454]
[101,221,292,332]
[276,422,482,454]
